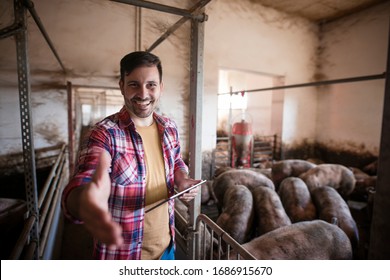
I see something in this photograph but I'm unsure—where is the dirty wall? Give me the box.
[308,2,389,167]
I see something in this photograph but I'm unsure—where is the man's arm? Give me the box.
[65,151,123,248]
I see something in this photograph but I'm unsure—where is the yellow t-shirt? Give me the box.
[136,121,171,260]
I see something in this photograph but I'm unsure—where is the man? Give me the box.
[62,51,200,260]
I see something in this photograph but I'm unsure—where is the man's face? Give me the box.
[119,65,163,123]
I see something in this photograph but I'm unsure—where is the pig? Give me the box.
[278,177,317,222]
[212,169,275,211]
[213,166,232,178]
[229,220,352,260]
[248,167,272,179]
[311,186,359,251]
[299,164,356,198]
[216,184,254,244]
[271,159,317,190]
[252,186,291,236]
[348,166,376,199]
[201,180,212,205]
[349,167,370,180]
[362,160,378,176]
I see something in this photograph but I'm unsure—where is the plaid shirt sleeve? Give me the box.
[61,126,111,223]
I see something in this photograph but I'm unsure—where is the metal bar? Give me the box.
[112,0,204,20]
[39,153,65,230]
[72,84,119,90]
[187,14,205,260]
[9,215,36,259]
[39,159,66,257]
[146,0,210,52]
[38,144,66,208]
[23,0,66,73]
[146,16,187,52]
[135,6,142,50]
[196,214,256,260]
[23,240,37,260]
[369,22,390,259]
[15,0,40,260]
[67,81,75,176]
[0,22,23,39]
[218,73,386,95]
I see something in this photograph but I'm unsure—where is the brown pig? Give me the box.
[311,186,359,250]
[299,164,356,198]
[252,186,291,236]
[271,159,316,190]
[212,169,274,211]
[216,184,254,244]
[229,220,352,260]
[351,175,377,201]
[278,177,317,222]
[213,166,232,178]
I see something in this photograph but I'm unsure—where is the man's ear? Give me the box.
[119,79,124,95]
[160,81,164,95]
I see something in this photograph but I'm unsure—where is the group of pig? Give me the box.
[202,160,376,260]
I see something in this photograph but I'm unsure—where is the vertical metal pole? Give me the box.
[14,0,39,259]
[369,22,390,259]
[228,87,233,166]
[67,81,75,176]
[135,6,142,51]
[187,14,205,259]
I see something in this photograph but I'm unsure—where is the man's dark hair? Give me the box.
[120,51,163,82]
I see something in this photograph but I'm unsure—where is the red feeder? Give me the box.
[231,120,253,168]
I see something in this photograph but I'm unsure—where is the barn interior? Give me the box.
[0,0,390,260]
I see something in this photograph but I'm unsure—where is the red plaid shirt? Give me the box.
[62,106,188,259]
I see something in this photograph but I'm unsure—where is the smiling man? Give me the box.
[62,51,200,260]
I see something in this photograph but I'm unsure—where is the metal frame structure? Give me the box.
[218,72,386,96]
[0,0,67,259]
[14,0,40,258]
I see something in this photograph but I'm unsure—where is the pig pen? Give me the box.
[183,159,376,260]
[0,144,68,259]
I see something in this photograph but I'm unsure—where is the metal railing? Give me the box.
[194,214,256,260]
[175,203,256,260]
[9,144,68,259]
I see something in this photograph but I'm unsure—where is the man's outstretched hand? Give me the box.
[69,151,123,249]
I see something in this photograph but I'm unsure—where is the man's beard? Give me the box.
[125,97,155,119]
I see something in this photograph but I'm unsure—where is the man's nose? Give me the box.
[138,85,149,98]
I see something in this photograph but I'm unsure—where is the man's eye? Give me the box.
[147,83,157,89]
[128,83,138,88]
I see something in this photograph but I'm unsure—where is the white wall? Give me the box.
[204,0,319,152]
[317,2,390,155]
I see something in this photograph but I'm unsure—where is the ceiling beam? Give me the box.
[112,0,205,20]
